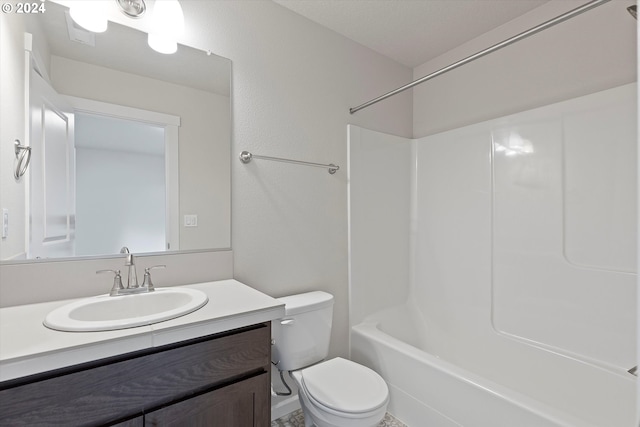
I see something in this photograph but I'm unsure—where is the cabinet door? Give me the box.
[145,373,269,427]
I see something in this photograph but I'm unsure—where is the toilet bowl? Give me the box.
[272,291,389,427]
[291,357,389,427]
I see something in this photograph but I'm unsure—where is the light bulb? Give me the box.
[148,33,177,55]
[147,0,184,54]
[69,1,108,33]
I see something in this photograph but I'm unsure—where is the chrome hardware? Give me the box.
[141,265,166,291]
[124,253,138,289]
[13,139,31,179]
[96,269,124,296]
[116,0,146,18]
[119,247,140,290]
[349,0,610,114]
[280,319,295,325]
[239,150,339,174]
[97,253,163,296]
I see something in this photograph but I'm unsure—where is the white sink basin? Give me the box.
[44,288,208,332]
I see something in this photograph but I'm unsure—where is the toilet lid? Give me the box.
[300,357,389,414]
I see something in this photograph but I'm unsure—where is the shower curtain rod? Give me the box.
[349,0,610,114]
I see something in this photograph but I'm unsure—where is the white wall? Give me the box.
[412,0,637,138]
[0,14,26,261]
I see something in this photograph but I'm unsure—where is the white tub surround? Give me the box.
[348,83,637,427]
[0,279,285,382]
[352,320,596,427]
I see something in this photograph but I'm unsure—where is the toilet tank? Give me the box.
[272,291,334,372]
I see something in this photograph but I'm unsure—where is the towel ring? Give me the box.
[14,139,31,179]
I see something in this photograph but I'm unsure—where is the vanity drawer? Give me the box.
[0,323,271,426]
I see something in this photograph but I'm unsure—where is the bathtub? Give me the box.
[350,304,631,427]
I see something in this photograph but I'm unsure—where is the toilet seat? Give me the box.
[298,357,389,415]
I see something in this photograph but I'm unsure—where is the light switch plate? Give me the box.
[184,214,198,227]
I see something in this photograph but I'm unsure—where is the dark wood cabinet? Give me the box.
[112,417,144,427]
[0,323,271,426]
[145,373,269,427]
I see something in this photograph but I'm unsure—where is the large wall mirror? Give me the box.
[0,1,231,263]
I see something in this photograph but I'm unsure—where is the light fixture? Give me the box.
[148,0,184,54]
[116,0,146,18]
[69,0,109,33]
[69,0,184,55]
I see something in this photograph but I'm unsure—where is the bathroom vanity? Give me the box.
[0,280,284,426]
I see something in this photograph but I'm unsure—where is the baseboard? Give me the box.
[271,394,301,421]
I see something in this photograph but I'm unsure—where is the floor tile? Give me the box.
[271,409,407,427]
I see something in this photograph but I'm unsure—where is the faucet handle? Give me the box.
[141,265,166,291]
[97,269,124,296]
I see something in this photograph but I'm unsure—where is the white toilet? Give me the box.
[272,291,389,427]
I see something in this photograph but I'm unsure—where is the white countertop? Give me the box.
[0,279,284,382]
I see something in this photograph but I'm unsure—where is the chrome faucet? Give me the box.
[120,247,138,289]
[96,248,166,296]
[124,252,139,289]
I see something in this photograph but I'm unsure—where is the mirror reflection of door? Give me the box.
[29,66,174,259]
[28,77,180,260]
[74,113,166,256]
[29,70,75,259]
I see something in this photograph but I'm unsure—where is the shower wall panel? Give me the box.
[407,84,637,422]
[409,83,637,372]
[491,84,637,369]
[347,125,412,327]
[349,85,637,423]
[411,123,493,364]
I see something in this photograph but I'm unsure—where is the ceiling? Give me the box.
[274,0,551,68]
